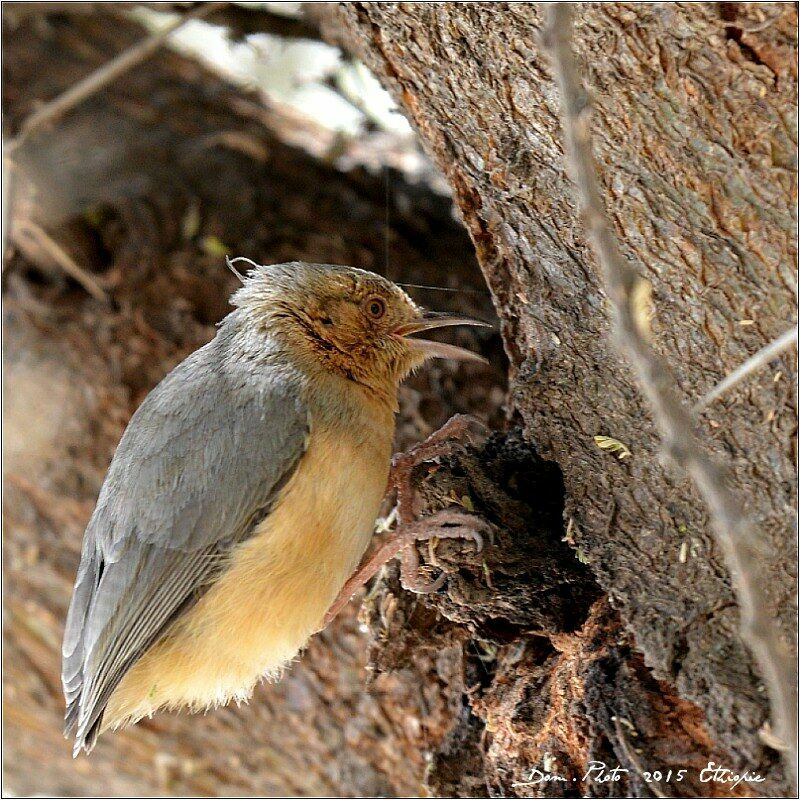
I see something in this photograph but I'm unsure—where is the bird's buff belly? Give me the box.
[104,428,390,728]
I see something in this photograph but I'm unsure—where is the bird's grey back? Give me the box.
[62,312,309,753]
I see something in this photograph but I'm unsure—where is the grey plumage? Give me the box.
[62,308,309,754]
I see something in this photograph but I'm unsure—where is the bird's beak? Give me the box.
[394,312,492,364]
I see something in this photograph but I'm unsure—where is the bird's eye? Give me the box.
[364,296,387,320]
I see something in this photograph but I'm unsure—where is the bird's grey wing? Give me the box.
[62,334,309,752]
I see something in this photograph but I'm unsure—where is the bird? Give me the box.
[62,259,491,755]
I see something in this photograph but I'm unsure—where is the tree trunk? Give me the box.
[317,2,797,795]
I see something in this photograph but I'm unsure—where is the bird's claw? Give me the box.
[401,569,447,595]
[385,416,492,596]
[398,509,493,595]
[415,511,486,552]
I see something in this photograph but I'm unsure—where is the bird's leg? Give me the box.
[390,413,489,593]
[320,414,490,629]
[390,413,487,525]
[320,510,489,629]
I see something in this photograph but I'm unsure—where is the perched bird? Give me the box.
[63,260,489,754]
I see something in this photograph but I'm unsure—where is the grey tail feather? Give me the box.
[74,713,103,757]
[64,698,80,736]
[68,663,130,756]
[65,690,103,756]
[67,702,104,756]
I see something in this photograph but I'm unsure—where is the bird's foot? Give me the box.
[320,509,490,628]
[389,413,489,592]
[320,415,491,629]
[389,413,488,525]
[395,509,489,594]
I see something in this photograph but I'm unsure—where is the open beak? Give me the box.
[394,311,492,364]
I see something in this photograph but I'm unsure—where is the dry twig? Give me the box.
[613,718,669,799]
[695,327,798,411]
[544,3,797,790]
[13,221,106,302]
[8,2,225,151]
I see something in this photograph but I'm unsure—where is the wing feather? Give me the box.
[72,543,218,746]
[63,322,309,752]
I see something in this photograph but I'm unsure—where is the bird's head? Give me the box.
[228,260,490,402]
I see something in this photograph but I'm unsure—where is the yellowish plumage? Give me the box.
[104,390,393,728]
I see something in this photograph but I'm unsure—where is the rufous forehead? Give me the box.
[327,277,407,305]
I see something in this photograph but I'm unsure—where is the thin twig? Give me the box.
[741,14,785,34]
[14,222,107,302]
[7,1,226,152]
[695,327,798,411]
[544,3,797,791]
[1,145,17,260]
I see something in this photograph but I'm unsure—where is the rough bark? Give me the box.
[319,1,798,795]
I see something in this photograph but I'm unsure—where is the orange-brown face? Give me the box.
[231,261,489,395]
[289,270,427,387]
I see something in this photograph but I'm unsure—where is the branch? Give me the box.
[2,2,102,15]
[13,221,106,302]
[544,3,797,790]
[3,3,326,40]
[696,327,798,411]
[7,1,226,151]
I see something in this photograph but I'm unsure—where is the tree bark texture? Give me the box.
[320,1,797,795]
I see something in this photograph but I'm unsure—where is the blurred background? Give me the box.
[2,2,506,795]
